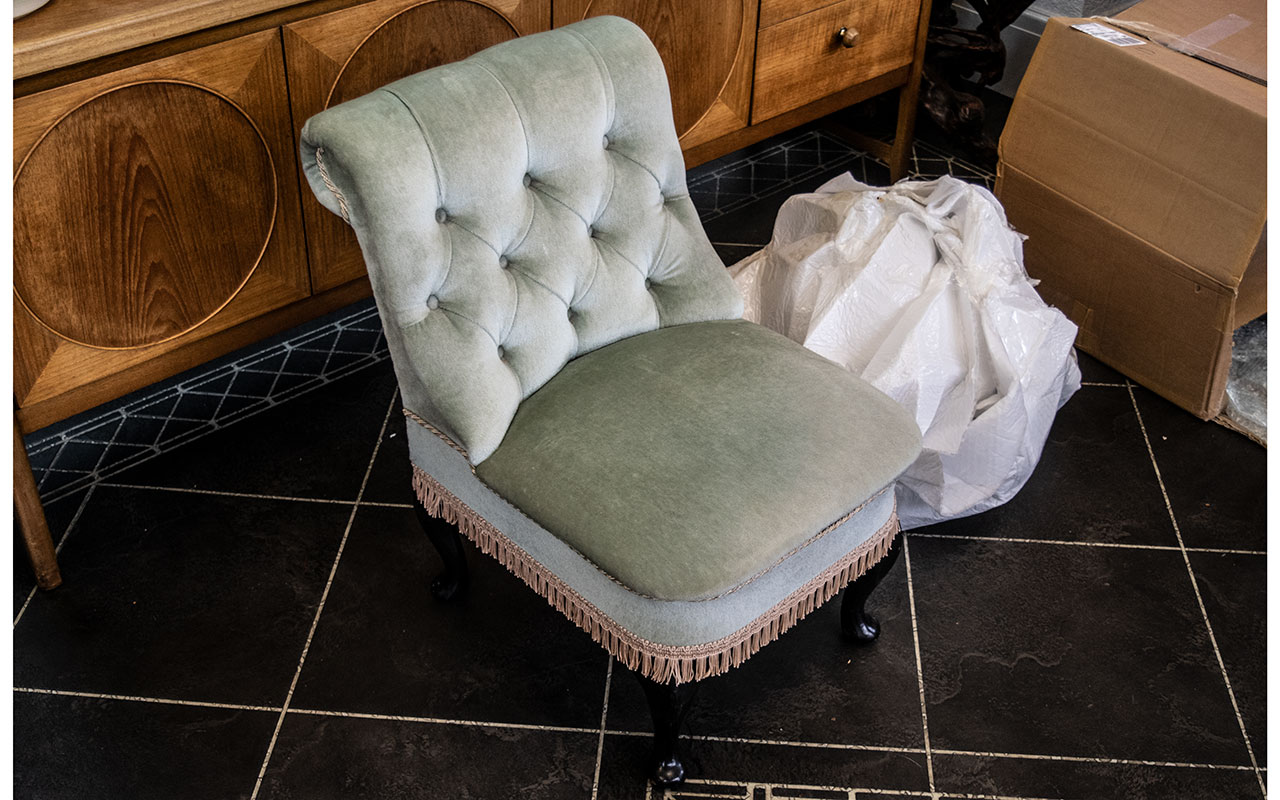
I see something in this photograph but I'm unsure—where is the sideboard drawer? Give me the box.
[752,0,920,124]
[758,0,840,29]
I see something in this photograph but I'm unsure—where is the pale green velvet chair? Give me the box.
[299,16,921,785]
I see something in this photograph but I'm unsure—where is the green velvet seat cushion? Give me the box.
[475,318,922,602]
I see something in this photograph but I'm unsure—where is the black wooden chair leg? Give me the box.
[413,497,469,601]
[841,533,903,643]
[634,670,698,786]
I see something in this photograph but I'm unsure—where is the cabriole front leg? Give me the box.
[634,670,699,786]
[841,532,903,643]
[413,497,469,602]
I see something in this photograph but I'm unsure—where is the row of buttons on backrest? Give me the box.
[423,135,672,364]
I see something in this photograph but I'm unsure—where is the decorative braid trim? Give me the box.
[403,408,470,460]
[411,465,900,684]
[314,147,351,223]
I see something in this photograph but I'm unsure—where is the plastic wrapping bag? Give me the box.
[1221,315,1266,445]
[731,174,1081,529]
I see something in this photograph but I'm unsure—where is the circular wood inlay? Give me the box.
[328,0,519,108]
[583,0,744,137]
[14,81,276,350]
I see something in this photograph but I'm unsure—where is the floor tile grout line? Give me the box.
[32,354,394,506]
[905,531,1266,556]
[672,785,1057,800]
[589,659,614,800]
[692,138,865,191]
[11,685,597,737]
[914,140,995,180]
[673,779,1058,800]
[248,389,400,800]
[97,481,362,506]
[286,707,599,736]
[95,481,416,510]
[26,481,1269,557]
[9,684,1263,773]
[12,687,281,713]
[28,343,389,499]
[607,728,927,755]
[13,484,96,630]
[902,535,937,797]
[688,129,826,185]
[699,159,860,222]
[80,408,131,487]
[1126,382,1266,798]
[929,747,1259,771]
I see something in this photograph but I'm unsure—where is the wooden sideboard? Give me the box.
[14,0,932,587]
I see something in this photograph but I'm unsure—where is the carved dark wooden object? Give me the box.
[417,507,904,786]
[635,672,700,786]
[921,0,1035,163]
[842,533,903,643]
[413,496,469,601]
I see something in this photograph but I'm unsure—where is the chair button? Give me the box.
[496,345,506,359]
[587,225,596,238]
[498,255,509,269]
[522,174,533,188]
[602,135,610,149]
[567,307,577,322]
[644,278,652,289]
[427,295,439,310]
[435,208,448,224]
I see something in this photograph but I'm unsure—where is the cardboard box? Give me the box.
[995,0,1266,419]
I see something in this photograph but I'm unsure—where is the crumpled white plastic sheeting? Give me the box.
[1222,315,1266,445]
[731,174,1081,529]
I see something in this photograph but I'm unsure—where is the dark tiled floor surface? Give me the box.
[14,124,1265,800]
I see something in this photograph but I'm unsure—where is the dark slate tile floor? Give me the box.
[14,123,1265,800]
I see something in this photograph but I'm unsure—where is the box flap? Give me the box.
[1000,16,1266,289]
[1114,0,1265,83]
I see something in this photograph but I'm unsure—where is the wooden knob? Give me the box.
[837,26,859,48]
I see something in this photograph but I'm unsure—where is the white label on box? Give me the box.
[1072,22,1146,46]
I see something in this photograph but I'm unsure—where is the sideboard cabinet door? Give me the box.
[14,29,309,415]
[553,0,757,151]
[284,0,552,292]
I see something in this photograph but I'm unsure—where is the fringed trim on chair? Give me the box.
[411,465,900,685]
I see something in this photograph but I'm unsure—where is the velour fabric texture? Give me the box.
[475,319,922,601]
[299,16,743,462]
[405,418,902,683]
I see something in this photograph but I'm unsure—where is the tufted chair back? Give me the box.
[300,17,744,463]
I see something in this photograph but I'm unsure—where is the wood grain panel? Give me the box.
[284,0,549,292]
[682,66,910,168]
[554,0,756,149]
[759,0,841,30]
[14,29,310,411]
[752,0,919,124]
[13,0,306,79]
[16,276,373,432]
[15,82,276,349]
[331,1,518,106]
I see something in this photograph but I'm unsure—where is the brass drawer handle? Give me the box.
[837,26,860,48]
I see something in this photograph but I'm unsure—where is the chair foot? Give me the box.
[841,533,902,644]
[413,496,469,602]
[634,670,698,786]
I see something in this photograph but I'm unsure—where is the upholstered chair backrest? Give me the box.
[299,17,744,463]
